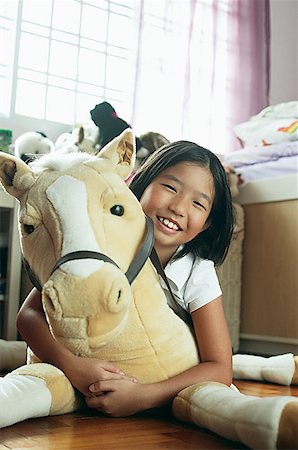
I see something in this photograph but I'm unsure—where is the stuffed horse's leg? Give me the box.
[173,382,298,449]
[0,363,81,428]
[233,353,298,386]
[0,339,27,371]
[0,372,51,428]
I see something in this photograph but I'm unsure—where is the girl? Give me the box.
[15,140,234,417]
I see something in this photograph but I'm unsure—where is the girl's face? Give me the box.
[140,162,215,263]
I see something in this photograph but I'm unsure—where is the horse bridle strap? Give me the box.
[24,216,154,292]
[150,248,193,328]
[51,251,120,275]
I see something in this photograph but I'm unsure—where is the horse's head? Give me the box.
[0,130,151,354]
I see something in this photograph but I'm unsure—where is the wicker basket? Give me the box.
[216,203,244,353]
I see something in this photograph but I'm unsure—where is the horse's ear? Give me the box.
[0,152,36,200]
[97,129,136,179]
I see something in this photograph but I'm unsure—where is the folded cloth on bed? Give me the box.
[250,101,298,120]
[224,141,298,182]
[224,141,298,168]
[230,155,298,182]
[234,101,298,147]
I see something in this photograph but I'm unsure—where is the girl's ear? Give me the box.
[202,219,211,232]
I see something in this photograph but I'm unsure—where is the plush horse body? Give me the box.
[0,130,297,449]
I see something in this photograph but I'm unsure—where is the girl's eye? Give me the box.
[23,224,35,235]
[194,201,206,211]
[162,184,176,192]
[110,205,124,216]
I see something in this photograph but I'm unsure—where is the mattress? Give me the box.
[235,173,298,204]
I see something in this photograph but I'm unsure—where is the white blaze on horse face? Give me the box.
[46,175,105,277]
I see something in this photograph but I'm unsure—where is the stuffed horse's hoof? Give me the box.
[13,363,81,415]
[277,401,298,449]
[172,382,298,449]
[232,353,298,386]
[0,372,51,428]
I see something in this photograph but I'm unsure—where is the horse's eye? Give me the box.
[23,224,35,235]
[110,205,124,216]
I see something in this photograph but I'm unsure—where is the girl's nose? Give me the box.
[169,197,187,217]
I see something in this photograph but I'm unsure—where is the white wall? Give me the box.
[0,115,71,144]
[269,0,298,104]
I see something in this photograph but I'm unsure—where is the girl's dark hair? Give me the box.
[129,141,235,265]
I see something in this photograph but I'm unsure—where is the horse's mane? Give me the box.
[29,151,98,173]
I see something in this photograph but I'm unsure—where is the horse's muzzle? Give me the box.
[42,264,133,351]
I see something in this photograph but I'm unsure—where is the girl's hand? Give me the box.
[63,355,135,396]
[86,378,149,417]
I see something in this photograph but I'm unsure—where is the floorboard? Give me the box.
[0,381,298,450]
[0,380,297,449]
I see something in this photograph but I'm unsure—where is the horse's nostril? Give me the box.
[47,297,55,312]
[45,294,58,316]
[107,280,128,312]
[42,284,63,321]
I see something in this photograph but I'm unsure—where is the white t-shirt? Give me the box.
[160,252,222,314]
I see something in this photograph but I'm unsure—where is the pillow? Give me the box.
[234,101,298,147]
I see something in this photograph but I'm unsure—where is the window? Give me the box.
[1,1,269,153]
[1,0,138,126]
[0,1,18,117]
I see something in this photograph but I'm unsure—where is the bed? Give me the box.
[221,101,298,356]
[234,174,298,356]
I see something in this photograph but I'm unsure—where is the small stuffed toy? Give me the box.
[223,163,244,198]
[90,101,143,150]
[136,131,170,166]
[55,124,99,155]
[14,131,55,163]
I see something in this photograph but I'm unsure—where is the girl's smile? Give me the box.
[157,216,181,232]
[140,162,214,265]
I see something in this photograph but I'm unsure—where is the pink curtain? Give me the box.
[131,0,270,154]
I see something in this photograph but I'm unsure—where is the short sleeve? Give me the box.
[183,259,222,313]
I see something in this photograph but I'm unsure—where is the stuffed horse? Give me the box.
[0,130,297,449]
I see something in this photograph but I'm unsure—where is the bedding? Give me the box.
[225,101,298,183]
[233,101,298,147]
[224,141,298,182]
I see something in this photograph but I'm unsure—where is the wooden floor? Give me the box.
[0,380,297,449]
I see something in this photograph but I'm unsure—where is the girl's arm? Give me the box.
[16,288,134,395]
[86,296,233,416]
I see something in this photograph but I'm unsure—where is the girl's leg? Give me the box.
[0,339,27,371]
[173,382,298,449]
[0,363,80,429]
[233,353,298,386]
